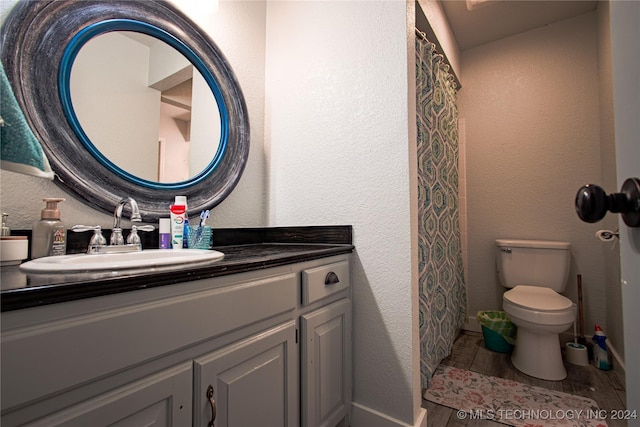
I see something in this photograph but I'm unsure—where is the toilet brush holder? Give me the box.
[566,305,589,366]
[566,342,589,366]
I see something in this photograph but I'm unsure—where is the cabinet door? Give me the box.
[25,363,192,427]
[194,321,298,427]
[301,299,352,427]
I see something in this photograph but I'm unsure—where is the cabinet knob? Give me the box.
[325,271,340,285]
[575,177,640,227]
[207,385,217,427]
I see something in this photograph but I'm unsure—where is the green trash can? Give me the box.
[476,310,516,353]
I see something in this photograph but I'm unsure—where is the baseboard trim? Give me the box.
[465,315,482,333]
[351,402,427,427]
[607,340,626,374]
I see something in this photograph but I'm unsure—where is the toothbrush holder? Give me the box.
[187,226,212,250]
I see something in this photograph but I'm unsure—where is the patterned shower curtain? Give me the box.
[416,35,467,389]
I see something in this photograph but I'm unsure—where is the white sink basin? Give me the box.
[19,249,224,274]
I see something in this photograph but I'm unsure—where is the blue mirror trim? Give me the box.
[59,19,229,190]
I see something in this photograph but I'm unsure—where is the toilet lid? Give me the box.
[504,285,573,311]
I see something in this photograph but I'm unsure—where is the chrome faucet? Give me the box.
[111,197,142,245]
[72,197,154,254]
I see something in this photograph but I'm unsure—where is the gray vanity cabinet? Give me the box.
[301,300,351,427]
[300,260,352,427]
[0,254,351,427]
[193,321,298,427]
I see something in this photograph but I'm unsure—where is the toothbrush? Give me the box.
[193,210,210,248]
[199,210,210,227]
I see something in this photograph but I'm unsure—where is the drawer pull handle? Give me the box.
[207,385,217,427]
[325,271,340,285]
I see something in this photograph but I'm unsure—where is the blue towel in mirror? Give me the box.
[0,61,54,179]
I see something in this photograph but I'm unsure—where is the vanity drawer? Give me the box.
[301,260,350,306]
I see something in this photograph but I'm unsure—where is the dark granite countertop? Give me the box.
[1,226,354,312]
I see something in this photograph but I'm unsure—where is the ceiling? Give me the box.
[439,0,599,51]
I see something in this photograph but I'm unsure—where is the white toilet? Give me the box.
[496,239,574,381]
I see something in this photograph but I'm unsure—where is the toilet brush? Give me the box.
[565,304,589,366]
[573,311,579,346]
[575,274,594,359]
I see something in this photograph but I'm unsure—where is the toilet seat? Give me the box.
[503,285,574,327]
[504,285,572,312]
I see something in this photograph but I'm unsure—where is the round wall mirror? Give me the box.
[0,0,249,221]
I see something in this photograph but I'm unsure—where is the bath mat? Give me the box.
[424,365,607,427]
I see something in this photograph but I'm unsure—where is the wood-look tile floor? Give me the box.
[422,331,628,427]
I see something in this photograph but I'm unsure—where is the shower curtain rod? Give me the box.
[414,27,461,88]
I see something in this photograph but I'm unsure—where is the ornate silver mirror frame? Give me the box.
[0,0,250,221]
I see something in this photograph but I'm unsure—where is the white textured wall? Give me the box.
[0,0,266,229]
[264,1,422,425]
[459,12,610,338]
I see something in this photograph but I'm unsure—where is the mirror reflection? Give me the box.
[70,31,221,183]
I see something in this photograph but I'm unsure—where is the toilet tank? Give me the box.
[495,239,571,292]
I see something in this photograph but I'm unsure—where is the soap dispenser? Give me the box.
[1,213,11,236]
[31,198,67,259]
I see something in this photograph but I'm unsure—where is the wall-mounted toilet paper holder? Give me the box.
[575,177,640,227]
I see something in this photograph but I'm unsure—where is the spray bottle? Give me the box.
[592,324,611,370]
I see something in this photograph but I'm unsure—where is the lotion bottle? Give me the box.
[31,198,67,259]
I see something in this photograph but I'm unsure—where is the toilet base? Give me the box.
[511,327,567,381]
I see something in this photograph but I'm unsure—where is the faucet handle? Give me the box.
[126,225,154,246]
[72,224,101,232]
[72,225,108,246]
[127,226,141,245]
[73,225,108,250]
[89,227,107,246]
